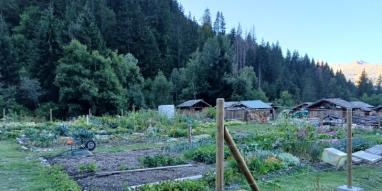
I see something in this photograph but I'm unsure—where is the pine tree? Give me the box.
[0,15,18,86]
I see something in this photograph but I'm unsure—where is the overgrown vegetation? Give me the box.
[139,154,186,168]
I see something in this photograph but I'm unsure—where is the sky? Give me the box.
[177,0,382,65]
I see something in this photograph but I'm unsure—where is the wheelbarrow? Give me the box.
[66,137,96,151]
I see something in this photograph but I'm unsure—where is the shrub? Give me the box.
[183,145,229,164]
[276,152,300,167]
[72,128,94,142]
[139,180,209,191]
[169,128,188,138]
[44,165,81,191]
[55,124,69,136]
[139,154,186,168]
[78,162,97,173]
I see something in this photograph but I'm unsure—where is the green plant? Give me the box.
[183,145,229,164]
[276,152,300,167]
[168,128,188,138]
[55,124,69,136]
[138,180,209,191]
[78,162,97,173]
[72,128,94,142]
[139,154,186,168]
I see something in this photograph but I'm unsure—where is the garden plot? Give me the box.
[48,148,211,190]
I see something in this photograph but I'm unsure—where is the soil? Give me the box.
[47,148,211,190]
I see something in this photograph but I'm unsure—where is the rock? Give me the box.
[39,157,50,166]
[96,130,109,135]
[20,146,28,151]
[337,185,364,191]
[321,148,347,169]
[352,151,382,163]
[352,156,363,164]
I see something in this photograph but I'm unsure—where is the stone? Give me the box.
[321,148,347,169]
[95,134,110,142]
[352,151,382,163]
[337,185,363,191]
[365,144,382,155]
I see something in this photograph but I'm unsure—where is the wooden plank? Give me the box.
[346,108,352,188]
[95,164,193,177]
[224,126,260,191]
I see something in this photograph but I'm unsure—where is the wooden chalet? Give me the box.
[307,98,352,121]
[350,101,374,117]
[374,105,382,117]
[224,100,273,123]
[290,102,313,114]
[177,99,211,114]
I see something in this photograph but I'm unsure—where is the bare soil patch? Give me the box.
[48,148,211,190]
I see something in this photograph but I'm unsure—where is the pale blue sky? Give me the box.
[178,0,382,64]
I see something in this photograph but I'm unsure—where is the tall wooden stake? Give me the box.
[49,108,53,122]
[2,108,5,119]
[216,98,224,191]
[88,108,92,117]
[188,123,192,144]
[347,108,352,188]
[224,127,260,191]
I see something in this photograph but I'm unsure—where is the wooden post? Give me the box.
[49,108,53,122]
[86,115,89,125]
[88,108,92,117]
[377,114,381,128]
[216,98,225,191]
[224,127,260,191]
[121,109,124,116]
[347,108,352,188]
[2,108,5,119]
[316,176,320,191]
[188,123,192,144]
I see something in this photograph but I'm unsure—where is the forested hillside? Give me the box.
[0,0,380,117]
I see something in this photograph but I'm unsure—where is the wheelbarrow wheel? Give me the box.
[85,140,96,151]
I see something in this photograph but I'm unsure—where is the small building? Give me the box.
[350,101,374,117]
[374,105,382,117]
[289,102,313,114]
[177,99,211,114]
[307,98,352,121]
[224,100,272,122]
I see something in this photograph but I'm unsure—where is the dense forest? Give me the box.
[0,0,381,117]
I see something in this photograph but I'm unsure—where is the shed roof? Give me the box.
[225,100,272,109]
[308,98,353,109]
[177,99,211,108]
[350,101,374,109]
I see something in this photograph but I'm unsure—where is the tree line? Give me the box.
[0,0,381,117]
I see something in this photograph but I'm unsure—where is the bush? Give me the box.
[183,145,229,164]
[169,128,188,138]
[55,124,69,136]
[72,128,94,142]
[139,180,209,191]
[139,154,186,168]
[78,162,97,173]
[44,165,81,191]
[276,152,300,167]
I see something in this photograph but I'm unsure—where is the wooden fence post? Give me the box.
[2,108,5,119]
[188,123,192,144]
[224,126,260,191]
[49,108,53,122]
[216,98,225,191]
[347,108,352,188]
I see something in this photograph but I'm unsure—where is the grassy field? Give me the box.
[0,141,80,191]
[255,165,382,191]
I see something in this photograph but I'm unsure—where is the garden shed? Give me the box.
[177,99,211,114]
[290,102,313,114]
[224,100,272,122]
[350,101,374,117]
[374,105,382,117]
[307,98,352,121]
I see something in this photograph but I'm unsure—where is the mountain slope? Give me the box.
[330,61,382,84]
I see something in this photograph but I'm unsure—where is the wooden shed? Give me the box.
[374,105,382,117]
[307,98,352,121]
[224,100,272,123]
[177,99,211,114]
[350,101,374,117]
[290,102,313,114]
